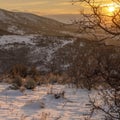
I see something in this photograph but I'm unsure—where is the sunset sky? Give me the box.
[0,0,113,15]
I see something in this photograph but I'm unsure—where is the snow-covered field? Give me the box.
[0,83,102,120]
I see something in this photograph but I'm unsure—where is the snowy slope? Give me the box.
[0,35,74,73]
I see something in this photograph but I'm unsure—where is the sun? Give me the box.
[108,6,115,13]
[100,3,117,15]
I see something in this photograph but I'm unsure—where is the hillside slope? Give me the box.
[0,29,13,35]
[0,9,72,35]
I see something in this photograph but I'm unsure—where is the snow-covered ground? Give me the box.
[0,83,103,120]
[7,26,25,35]
[0,35,35,46]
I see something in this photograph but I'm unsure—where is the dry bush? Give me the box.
[24,76,36,89]
[47,84,53,94]
[46,84,65,99]
[39,101,45,108]
[28,66,39,78]
[10,64,28,78]
[11,75,37,90]
[47,72,71,85]
[12,75,23,89]
[19,86,26,93]
[54,91,65,99]
[48,72,57,84]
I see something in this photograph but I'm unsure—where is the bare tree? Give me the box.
[88,47,120,120]
[72,0,120,41]
[71,0,120,119]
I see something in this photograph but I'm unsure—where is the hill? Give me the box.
[0,9,75,35]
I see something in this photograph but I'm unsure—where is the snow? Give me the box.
[0,9,13,22]
[7,26,25,35]
[0,10,8,20]
[0,35,35,46]
[27,36,74,65]
[46,39,74,62]
[0,83,103,120]
[0,35,73,49]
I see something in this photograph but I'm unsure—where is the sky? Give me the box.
[0,0,113,15]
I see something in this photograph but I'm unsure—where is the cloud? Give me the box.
[1,1,48,7]
[0,0,81,15]
[58,1,72,6]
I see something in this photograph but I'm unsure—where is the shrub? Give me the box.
[54,91,65,99]
[10,64,28,78]
[29,66,38,78]
[19,86,26,93]
[12,76,23,89]
[25,77,36,89]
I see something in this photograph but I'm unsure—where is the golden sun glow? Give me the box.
[101,3,119,16]
[108,6,115,13]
